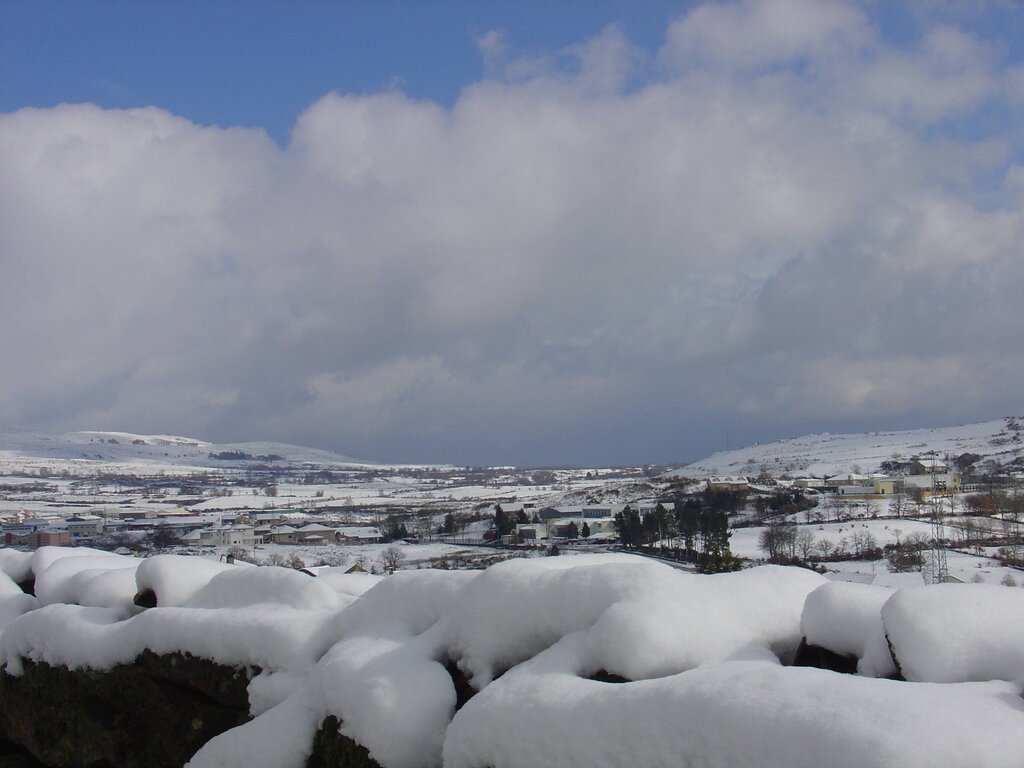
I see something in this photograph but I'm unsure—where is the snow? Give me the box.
[308,569,383,597]
[2,551,1024,766]
[800,582,897,677]
[134,555,238,606]
[882,583,1024,683]
[443,653,1024,768]
[0,549,33,583]
[186,566,345,612]
[674,417,1023,478]
[33,553,141,608]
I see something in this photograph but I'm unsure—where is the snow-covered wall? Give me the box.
[1,549,1023,768]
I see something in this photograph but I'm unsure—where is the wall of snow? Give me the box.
[0,548,1023,768]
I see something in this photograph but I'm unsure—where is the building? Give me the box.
[65,515,104,537]
[187,525,259,548]
[707,477,750,492]
[910,458,948,475]
[826,473,871,488]
[902,473,961,493]
[294,523,337,544]
[37,529,72,548]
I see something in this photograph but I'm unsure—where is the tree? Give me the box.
[697,510,742,573]
[443,512,457,534]
[795,528,816,561]
[581,521,591,538]
[614,506,642,548]
[954,452,983,479]
[381,545,405,574]
[383,515,409,542]
[493,505,514,538]
[890,488,908,519]
[566,521,579,540]
[758,521,797,562]
[675,499,700,553]
[887,532,928,573]
[849,530,880,559]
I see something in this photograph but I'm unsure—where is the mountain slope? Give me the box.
[0,429,382,475]
[671,417,1024,478]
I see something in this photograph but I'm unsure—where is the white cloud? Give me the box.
[2,1,1022,463]
[659,0,870,72]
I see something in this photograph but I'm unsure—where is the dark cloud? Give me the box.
[2,2,1022,465]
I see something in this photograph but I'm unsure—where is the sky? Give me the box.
[2,0,1024,467]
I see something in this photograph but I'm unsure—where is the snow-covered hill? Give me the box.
[0,429,384,475]
[670,417,1024,478]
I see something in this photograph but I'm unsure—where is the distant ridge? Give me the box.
[0,429,401,475]
[666,417,1024,479]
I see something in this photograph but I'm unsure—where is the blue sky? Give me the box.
[7,1,1022,144]
[2,1,1024,466]
[3,1,696,145]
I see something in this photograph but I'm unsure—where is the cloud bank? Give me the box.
[2,0,1023,465]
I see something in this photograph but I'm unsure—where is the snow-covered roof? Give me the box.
[296,523,334,533]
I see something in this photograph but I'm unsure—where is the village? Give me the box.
[1,442,1021,588]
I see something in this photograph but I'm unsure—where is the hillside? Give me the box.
[0,429,384,476]
[670,417,1024,479]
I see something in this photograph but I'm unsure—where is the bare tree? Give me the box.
[793,529,815,561]
[849,530,879,558]
[889,489,908,519]
[381,545,405,574]
[758,522,797,562]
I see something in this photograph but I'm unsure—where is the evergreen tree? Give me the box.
[581,521,591,538]
[614,505,643,548]
[697,510,742,573]
[676,499,700,552]
[494,505,514,537]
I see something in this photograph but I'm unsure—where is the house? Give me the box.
[836,485,877,496]
[515,523,547,542]
[873,478,900,495]
[37,529,72,548]
[707,477,749,492]
[902,473,961,493]
[336,527,382,544]
[910,458,948,475]
[269,525,300,544]
[294,523,337,544]
[191,525,258,548]
[4,518,52,545]
[65,515,104,537]
[793,477,825,489]
[826,473,871,487]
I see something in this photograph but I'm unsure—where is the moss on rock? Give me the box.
[306,716,382,768]
[0,652,256,768]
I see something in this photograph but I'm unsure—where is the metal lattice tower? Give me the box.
[929,492,948,584]
[926,452,948,584]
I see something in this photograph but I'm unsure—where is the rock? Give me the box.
[791,637,859,675]
[306,716,382,768]
[0,651,256,768]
